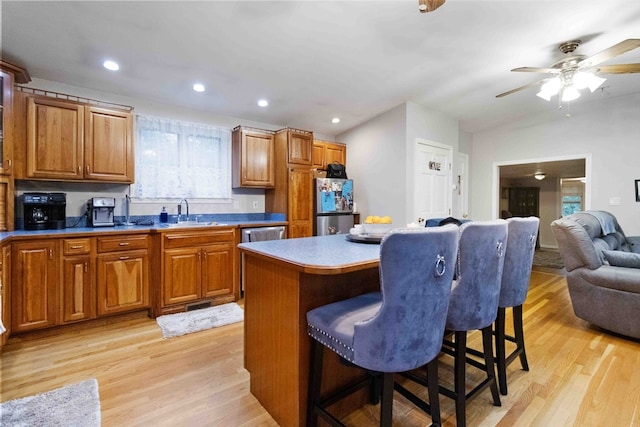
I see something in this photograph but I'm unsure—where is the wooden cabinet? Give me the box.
[25,95,134,183]
[1,69,14,175]
[1,245,11,349]
[61,238,95,323]
[508,187,540,217]
[287,167,314,238]
[11,240,59,332]
[0,176,13,231]
[96,235,149,315]
[277,128,313,166]
[159,228,237,315]
[266,128,315,238]
[312,140,346,170]
[232,126,275,188]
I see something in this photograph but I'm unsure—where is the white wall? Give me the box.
[338,102,461,226]
[471,93,640,236]
[17,78,335,218]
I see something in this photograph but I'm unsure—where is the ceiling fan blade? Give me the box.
[581,39,640,67]
[511,66,560,74]
[496,78,549,98]
[595,63,640,74]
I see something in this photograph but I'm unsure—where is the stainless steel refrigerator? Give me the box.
[314,178,354,235]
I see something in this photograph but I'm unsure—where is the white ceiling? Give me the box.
[2,0,640,137]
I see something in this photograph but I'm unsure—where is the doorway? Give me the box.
[496,154,590,248]
[414,138,453,223]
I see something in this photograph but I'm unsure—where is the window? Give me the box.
[562,195,582,216]
[132,115,231,199]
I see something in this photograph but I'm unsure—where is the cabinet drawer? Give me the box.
[63,238,92,255]
[164,229,235,249]
[97,235,148,253]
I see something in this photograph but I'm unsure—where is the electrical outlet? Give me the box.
[252,200,259,209]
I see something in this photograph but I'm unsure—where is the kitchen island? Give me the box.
[238,234,382,427]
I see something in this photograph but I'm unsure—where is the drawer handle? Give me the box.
[119,242,131,246]
[119,256,130,260]
[70,245,84,249]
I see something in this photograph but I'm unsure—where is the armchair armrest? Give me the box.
[627,236,640,253]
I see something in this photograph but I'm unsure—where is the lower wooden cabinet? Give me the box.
[11,240,59,332]
[1,245,12,349]
[96,235,149,315]
[158,228,237,315]
[62,238,95,323]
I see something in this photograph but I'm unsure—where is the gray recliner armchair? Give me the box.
[551,211,640,339]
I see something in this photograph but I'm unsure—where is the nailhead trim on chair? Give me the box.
[308,325,355,362]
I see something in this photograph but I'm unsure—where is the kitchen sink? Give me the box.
[160,221,219,228]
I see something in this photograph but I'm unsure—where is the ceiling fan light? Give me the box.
[587,74,606,92]
[536,90,553,101]
[534,173,546,181]
[561,85,581,102]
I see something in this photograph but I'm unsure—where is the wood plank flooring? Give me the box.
[1,267,639,426]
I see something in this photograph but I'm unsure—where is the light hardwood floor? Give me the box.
[1,267,639,426]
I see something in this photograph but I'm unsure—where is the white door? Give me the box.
[414,139,452,223]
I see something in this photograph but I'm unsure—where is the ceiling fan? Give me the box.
[418,0,445,13]
[496,38,640,100]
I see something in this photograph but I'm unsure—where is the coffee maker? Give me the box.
[88,197,115,227]
[22,192,67,230]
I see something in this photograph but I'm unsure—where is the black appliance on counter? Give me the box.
[22,192,67,230]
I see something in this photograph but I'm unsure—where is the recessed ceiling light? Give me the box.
[103,60,119,71]
[257,99,269,107]
[193,83,205,93]
[331,117,341,124]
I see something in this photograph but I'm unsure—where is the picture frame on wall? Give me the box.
[636,180,640,202]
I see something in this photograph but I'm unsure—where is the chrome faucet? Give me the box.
[177,198,189,222]
[124,194,132,224]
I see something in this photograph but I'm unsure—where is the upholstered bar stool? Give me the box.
[495,216,539,395]
[440,220,507,427]
[306,226,459,427]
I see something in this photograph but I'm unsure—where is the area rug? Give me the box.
[0,378,100,427]
[533,248,565,269]
[156,302,244,339]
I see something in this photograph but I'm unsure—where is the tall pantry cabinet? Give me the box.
[266,128,314,238]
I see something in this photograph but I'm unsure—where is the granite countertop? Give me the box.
[0,218,288,243]
[238,234,381,275]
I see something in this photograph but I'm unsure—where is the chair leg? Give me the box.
[495,307,508,395]
[513,305,529,371]
[454,331,467,427]
[307,339,324,427]
[481,326,501,407]
[380,372,394,427]
[426,359,441,427]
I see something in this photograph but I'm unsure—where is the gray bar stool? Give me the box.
[306,226,459,427]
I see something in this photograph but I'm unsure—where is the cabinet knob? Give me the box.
[84,262,88,272]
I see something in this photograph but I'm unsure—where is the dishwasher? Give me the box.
[241,225,286,293]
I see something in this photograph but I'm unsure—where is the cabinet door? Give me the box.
[163,247,201,306]
[1,70,14,175]
[85,106,134,182]
[12,241,59,332]
[312,142,325,169]
[0,176,13,231]
[26,96,84,180]
[288,167,314,238]
[233,128,275,188]
[201,243,234,299]
[1,246,11,348]
[96,250,149,315]
[324,143,346,167]
[62,256,95,323]
[287,130,313,165]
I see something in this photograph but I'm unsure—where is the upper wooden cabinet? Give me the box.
[312,140,346,170]
[277,128,313,166]
[22,94,134,183]
[232,126,275,188]
[0,61,29,176]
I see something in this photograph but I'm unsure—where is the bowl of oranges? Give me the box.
[362,215,393,236]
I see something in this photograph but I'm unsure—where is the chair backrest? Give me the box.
[499,217,540,308]
[353,225,459,372]
[446,220,508,332]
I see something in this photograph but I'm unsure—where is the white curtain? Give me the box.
[133,115,231,199]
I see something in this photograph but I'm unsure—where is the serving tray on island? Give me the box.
[345,233,383,244]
